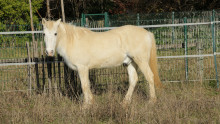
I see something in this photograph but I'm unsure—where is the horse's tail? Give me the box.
[149,32,163,88]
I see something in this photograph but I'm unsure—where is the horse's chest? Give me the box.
[59,55,77,70]
[57,48,78,70]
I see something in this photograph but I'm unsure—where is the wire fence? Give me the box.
[0,10,220,94]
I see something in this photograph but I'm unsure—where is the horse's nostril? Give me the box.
[45,50,54,56]
[45,50,48,55]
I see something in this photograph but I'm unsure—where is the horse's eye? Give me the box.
[54,33,57,36]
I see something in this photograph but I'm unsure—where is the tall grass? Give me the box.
[0,82,220,124]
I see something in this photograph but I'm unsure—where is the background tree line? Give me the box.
[40,0,219,20]
[0,0,219,25]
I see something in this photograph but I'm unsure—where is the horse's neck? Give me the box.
[56,23,70,58]
[56,24,91,57]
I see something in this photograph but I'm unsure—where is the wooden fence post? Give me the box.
[26,42,32,95]
[47,56,52,95]
[34,41,40,93]
[41,42,46,93]
[57,55,62,92]
[197,40,203,84]
[64,64,69,95]
[53,57,58,95]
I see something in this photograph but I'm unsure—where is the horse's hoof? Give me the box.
[81,103,91,110]
[148,98,157,105]
[121,100,131,108]
[81,99,95,110]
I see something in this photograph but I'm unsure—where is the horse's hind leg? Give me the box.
[134,58,156,102]
[123,63,138,105]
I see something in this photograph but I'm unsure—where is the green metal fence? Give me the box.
[0,10,220,93]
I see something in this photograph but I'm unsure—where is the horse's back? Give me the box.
[110,25,153,55]
[87,25,153,56]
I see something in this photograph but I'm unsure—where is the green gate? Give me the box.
[81,12,109,27]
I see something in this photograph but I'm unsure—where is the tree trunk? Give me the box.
[73,0,80,19]
[61,0,65,22]
[28,0,35,43]
[46,0,51,19]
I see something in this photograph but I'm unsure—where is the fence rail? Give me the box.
[1,21,219,34]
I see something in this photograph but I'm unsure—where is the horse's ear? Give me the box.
[55,19,62,26]
[42,18,47,25]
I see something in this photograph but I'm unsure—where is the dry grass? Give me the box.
[0,82,220,124]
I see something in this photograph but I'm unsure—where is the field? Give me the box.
[0,81,220,124]
[0,38,220,123]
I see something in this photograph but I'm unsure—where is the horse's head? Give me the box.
[42,18,61,56]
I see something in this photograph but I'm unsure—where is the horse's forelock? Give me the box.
[45,21,56,30]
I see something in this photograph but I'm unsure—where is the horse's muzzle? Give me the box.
[45,50,54,56]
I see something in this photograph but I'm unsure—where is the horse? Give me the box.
[42,18,163,107]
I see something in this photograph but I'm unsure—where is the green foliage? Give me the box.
[0,0,44,47]
[0,0,43,25]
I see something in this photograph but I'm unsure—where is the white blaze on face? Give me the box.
[42,18,61,56]
[43,28,57,56]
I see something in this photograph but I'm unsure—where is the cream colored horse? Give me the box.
[42,18,163,107]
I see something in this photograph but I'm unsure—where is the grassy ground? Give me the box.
[0,82,220,124]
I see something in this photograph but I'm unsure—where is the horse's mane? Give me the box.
[57,22,92,44]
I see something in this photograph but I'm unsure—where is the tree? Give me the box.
[46,0,51,19]
[61,0,65,22]
[0,0,44,46]
[0,0,44,26]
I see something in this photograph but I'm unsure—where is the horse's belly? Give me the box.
[90,54,125,69]
[100,58,124,68]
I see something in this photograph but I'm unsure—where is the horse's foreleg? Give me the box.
[123,64,138,106]
[78,66,93,107]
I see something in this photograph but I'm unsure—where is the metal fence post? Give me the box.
[81,13,85,27]
[211,10,219,88]
[184,17,188,81]
[104,12,109,27]
[198,39,204,83]
[137,13,140,26]
[172,12,175,44]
